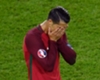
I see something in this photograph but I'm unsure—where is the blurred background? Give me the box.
[0,0,100,80]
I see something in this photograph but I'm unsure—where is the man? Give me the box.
[23,6,77,80]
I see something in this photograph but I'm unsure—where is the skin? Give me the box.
[40,19,68,42]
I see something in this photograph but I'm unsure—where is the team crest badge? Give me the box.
[37,49,47,58]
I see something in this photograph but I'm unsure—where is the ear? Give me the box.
[47,19,53,25]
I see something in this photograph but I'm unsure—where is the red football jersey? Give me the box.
[23,25,76,80]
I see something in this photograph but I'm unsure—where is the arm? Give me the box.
[57,33,77,65]
[25,34,58,72]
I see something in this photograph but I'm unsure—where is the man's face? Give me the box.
[49,20,68,32]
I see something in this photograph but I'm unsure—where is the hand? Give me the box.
[48,27,65,42]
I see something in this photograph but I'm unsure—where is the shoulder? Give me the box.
[26,26,41,38]
[25,27,42,45]
[26,27,38,36]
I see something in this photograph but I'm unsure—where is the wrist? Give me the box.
[57,38,65,45]
[50,39,57,42]
[49,38,57,42]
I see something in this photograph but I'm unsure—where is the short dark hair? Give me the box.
[47,6,70,24]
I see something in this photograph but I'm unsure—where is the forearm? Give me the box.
[57,38,76,65]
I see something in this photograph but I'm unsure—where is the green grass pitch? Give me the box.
[0,0,100,80]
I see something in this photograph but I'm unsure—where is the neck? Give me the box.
[40,20,48,33]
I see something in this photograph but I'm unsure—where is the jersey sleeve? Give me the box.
[57,33,77,65]
[25,33,58,72]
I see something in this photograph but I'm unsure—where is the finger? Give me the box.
[60,29,65,35]
[57,27,64,33]
[56,28,65,37]
[50,28,59,35]
[56,27,65,35]
[48,27,53,35]
[48,27,51,34]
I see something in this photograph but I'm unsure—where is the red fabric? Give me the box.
[41,33,49,50]
[22,25,76,80]
[23,39,31,80]
[23,30,61,80]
